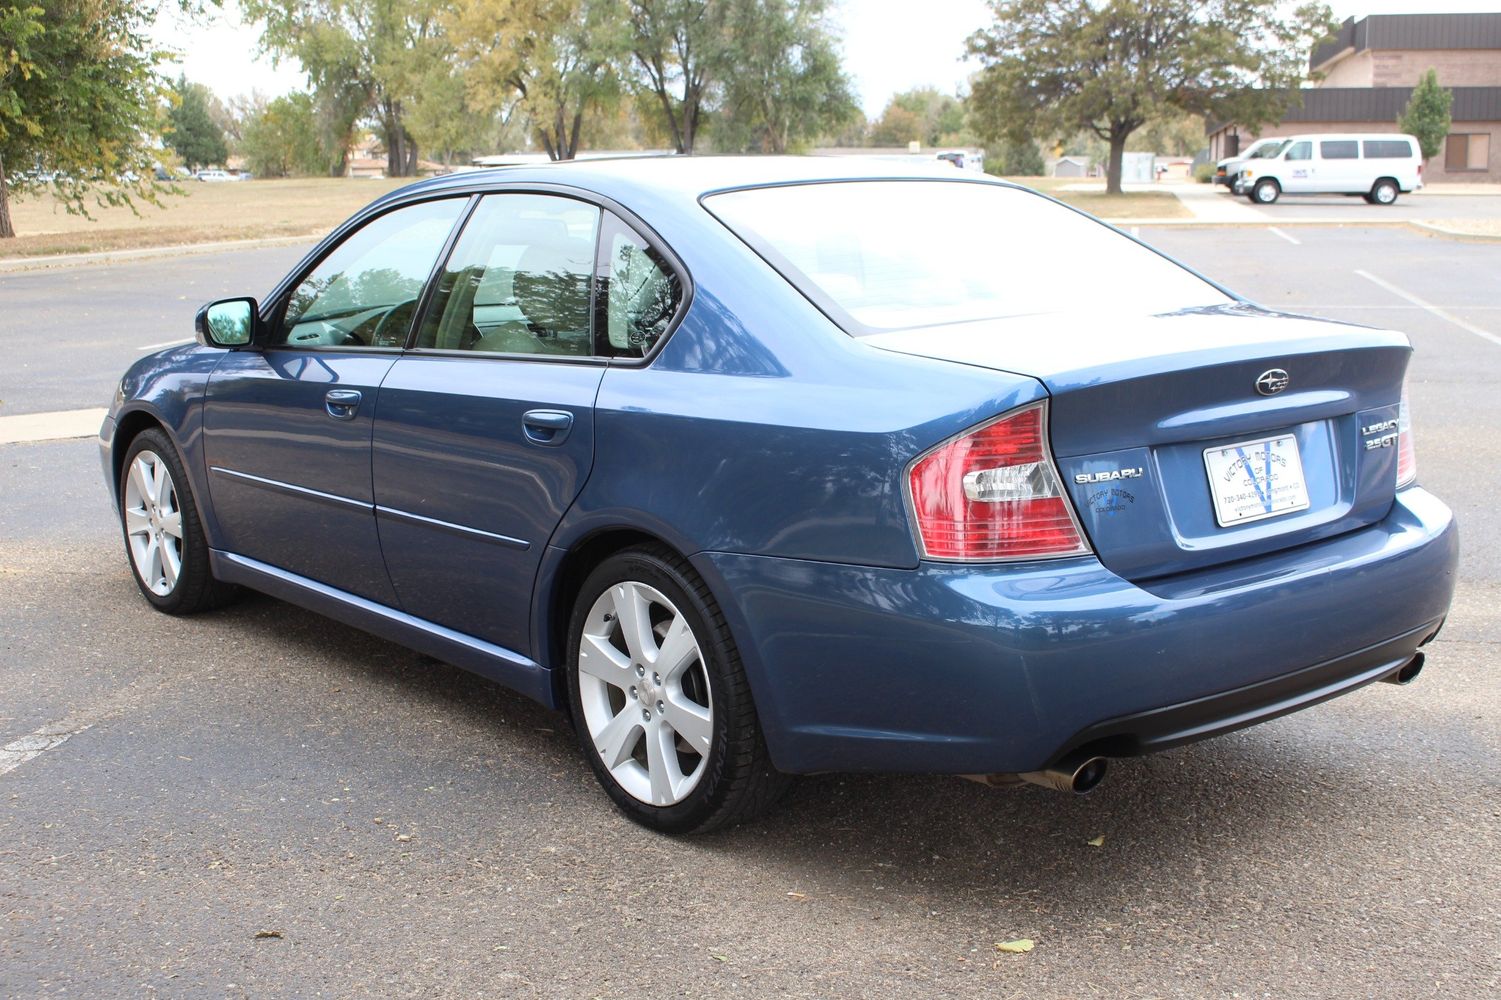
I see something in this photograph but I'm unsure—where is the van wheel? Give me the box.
[1252,179,1280,204]
[1370,179,1399,205]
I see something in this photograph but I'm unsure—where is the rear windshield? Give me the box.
[704,180,1231,334]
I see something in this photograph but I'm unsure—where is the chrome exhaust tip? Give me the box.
[1018,755,1109,795]
[1382,652,1424,685]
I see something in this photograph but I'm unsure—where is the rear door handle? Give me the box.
[325,388,362,420]
[522,409,574,446]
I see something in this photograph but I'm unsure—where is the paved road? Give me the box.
[2,228,1498,998]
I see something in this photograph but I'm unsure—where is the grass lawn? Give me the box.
[0,172,1190,259]
[1,177,411,258]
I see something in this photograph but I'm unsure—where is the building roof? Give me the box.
[1312,13,1501,73]
[1207,86,1501,135]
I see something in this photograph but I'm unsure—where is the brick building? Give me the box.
[1207,12,1501,183]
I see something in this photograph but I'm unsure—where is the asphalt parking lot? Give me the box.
[2,225,1499,998]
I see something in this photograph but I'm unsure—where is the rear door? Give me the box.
[372,194,683,655]
[1317,138,1362,192]
[203,198,468,603]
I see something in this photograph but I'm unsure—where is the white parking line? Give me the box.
[0,676,168,778]
[1354,269,1501,347]
[0,407,107,445]
[0,724,95,777]
[1268,227,1302,246]
[138,337,194,351]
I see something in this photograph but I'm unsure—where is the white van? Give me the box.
[1239,133,1423,205]
[1214,137,1282,190]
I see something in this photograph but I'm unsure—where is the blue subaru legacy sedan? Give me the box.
[101,157,1458,832]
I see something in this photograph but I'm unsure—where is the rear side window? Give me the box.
[598,214,683,359]
[416,194,600,357]
[705,181,1230,334]
[1364,139,1414,159]
[1320,140,1358,159]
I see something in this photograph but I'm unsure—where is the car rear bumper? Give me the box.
[696,487,1458,775]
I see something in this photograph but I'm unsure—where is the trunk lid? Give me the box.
[867,306,1411,580]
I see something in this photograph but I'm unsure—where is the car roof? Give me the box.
[376,155,1005,210]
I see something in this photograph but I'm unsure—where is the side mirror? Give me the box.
[195,297,260,348]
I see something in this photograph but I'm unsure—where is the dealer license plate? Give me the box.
[1203,434,1311,527]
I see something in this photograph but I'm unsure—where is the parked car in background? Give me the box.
[101,158,1457,833]
[1214,137,1283,191]
[1240,133,1424,204]
[195,168,235,182]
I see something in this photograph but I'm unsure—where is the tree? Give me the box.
[166,75,229,170]
[240,92,329,177]
[451,0,627,161]
[868,103,923,147]
[626,0,730,155]
[246,0,446,177]
[1399,69,1452,162]
[998,138,1045,175]
[967,0,1336,194]
[0,0,170,238]
[715,0,857,154]
[870,87,968,148]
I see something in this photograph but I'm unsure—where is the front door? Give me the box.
[203,197,468,603]
[1279,140,1316,193]
[372,193,609,654]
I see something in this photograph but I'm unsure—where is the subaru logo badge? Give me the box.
[1255,369,1290,395]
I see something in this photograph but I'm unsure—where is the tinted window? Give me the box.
[416,194,600,356]
[706,181,1230,334]
[1364,139,1414,159]
[1320,140,1358,159]
[1285,142,1312,161]
[599,214,683,358]
[278,199,465,349]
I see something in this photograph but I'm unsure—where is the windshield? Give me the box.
[705,180,1231,334]
[1247,142,1280,159]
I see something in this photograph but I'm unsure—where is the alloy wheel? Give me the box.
[576,580,714,806]
[122,450,184,596]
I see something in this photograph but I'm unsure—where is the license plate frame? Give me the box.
[1203,433,1311,528]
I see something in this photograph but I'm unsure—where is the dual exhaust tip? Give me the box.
[965,653,1424,796]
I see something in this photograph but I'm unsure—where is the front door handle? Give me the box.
[325,388,362,420]
[522,408,574,446]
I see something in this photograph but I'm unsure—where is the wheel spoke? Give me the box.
[662,692,712,755]
[158,510,183,540]
[128,458,152,505]
[655,615,699,683]
[611,582,658,664]
[578,631,633,689]
[593,705,641,769]
[124,507,152,537]
[150,458,168,506]
[643,721,681,805]
[160,539,180,588]
[144,536,163,589]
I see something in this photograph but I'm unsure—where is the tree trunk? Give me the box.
[1106,130,1128,195]
[0,152,14,239]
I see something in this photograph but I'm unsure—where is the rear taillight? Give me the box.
[1396,383,1417,488]
[906,402,1090,561]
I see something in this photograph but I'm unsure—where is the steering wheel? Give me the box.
[369,298,420,348]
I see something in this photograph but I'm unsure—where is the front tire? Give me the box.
[565,545,789,833]
[1252,179,1280,204]
[119,428,238,614]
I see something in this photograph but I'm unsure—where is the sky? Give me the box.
[153,1,1501,117]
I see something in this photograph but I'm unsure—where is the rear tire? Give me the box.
[1370,178,1399,205]
[565,545,790,833]
[118,428,239,614]
[1252,179,1280,204]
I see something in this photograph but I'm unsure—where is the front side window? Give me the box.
[1320,140,1358,159]
[1285,141,1312,161]
[416,194,600,356]
[705,181,1229,334]
[277,199,466,349]
[599,215,683,358]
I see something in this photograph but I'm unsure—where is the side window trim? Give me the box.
[264,195,472,351]
[404,194,482,351]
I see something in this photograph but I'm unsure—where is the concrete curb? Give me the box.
[0,234,318,273]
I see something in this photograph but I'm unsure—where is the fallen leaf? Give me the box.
[254,930,283,940]
[396,834,412,843]
[995,939,1035,954]
[1087,835,1105,847]
[786,891,807,901]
